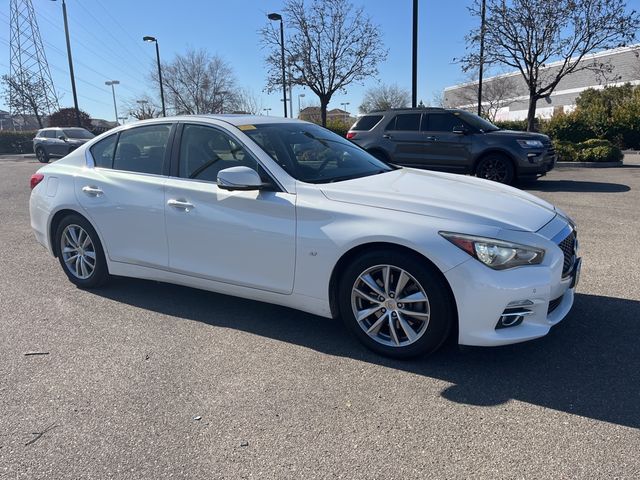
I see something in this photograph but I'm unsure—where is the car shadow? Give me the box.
[519,179,630,193]
[92,280,640,429]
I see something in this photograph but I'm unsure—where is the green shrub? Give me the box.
[576,140,623,163]
[554,140,579,162]
[0,131,36,154]
[324,118,350,138]
[542,112,592,143]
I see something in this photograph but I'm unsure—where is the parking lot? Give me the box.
[1,155,639,479]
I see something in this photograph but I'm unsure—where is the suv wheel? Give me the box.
[476,154,515,184]
[36,147,49,164]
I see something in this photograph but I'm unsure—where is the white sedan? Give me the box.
[29,115,580,358]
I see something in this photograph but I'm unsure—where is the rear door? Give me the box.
[380,113,425,166]
[75,123,175,268]
[421,113,472,172]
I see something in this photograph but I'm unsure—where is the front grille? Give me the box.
[548,295,564,315]
[558,230,576,277]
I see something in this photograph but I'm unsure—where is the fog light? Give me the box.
[496,307,533,329]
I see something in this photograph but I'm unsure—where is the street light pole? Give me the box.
[53,0,81,126]
[297,93,305,118]
[268,13,287,118]
[412,0,418,108]
[340,102,350,122]
[143,36,166,117]
[477,0,487,117]
[105,80,120,124]
[263,108,272,115]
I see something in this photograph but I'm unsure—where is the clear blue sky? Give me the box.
[0,1,520,120]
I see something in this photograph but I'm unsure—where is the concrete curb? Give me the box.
[556,160,623,168]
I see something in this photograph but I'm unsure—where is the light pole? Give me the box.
[268,13,287,118]
[118,116,127,125]
[143,36,166,117]
[52,0,81,126]
[412,0,418,108]
[477,0,487,117]
[263,108,272,115]
[297,93,305,117]
[105,80,120,123]
[340,102,350,123]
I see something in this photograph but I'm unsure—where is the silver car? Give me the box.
[33,127,95,163]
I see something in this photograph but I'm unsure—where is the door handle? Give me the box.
[82,185,103,197]
[382,134,392,139]
[167,199,195,211]
[425,136,437,142]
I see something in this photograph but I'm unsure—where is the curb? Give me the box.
[556,160,623,168]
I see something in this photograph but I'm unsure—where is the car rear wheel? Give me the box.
[36,147,49,164]
[339,250,454,358]
[476,155,515,184]
[55,214,109,288]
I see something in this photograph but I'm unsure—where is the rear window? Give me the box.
[351,115,383,131]
[386,113,422,131]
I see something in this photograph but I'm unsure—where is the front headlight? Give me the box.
[517,139,544,149]
[440,232,545,270]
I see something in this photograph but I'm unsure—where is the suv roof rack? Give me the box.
[368,107,447,113]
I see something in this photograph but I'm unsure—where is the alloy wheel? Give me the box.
[478,158,508,182]
[60,224,96,280]
[350,264,431,347]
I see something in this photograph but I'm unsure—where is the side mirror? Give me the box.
[217,166,264,191]
[453,125,468,135]
[58,135,67,141]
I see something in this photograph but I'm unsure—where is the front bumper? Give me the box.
[444,248,577,347]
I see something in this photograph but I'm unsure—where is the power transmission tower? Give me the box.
[8,0,59,128]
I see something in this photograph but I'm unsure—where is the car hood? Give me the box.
[319,168,556,232]
[487,129,549,141]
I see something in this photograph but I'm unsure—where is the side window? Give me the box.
[113,124,171,175]
[386,113,421,131]
[90,134,118,169]
[179,124,257,182]
[425,113,465,132]
[43,130,56,139]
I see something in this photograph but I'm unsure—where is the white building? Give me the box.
[444,45,640,121]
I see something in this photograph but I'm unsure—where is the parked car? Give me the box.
[33,127,95,163]
[347,108,556,184]
[29,115,580,358]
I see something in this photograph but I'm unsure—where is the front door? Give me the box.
[421,113,472,172]
[164,123,296,294]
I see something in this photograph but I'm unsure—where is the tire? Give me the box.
[338,249,454,359]
[55,214,109,289]
[36,147,49,164]
[475,154,515,185]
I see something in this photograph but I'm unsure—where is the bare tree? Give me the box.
[260,0,387,126]
[154,48,238,115]
[125,95,159,120]
[452,73,518,121]
[461,0,640,131]
[2,75,53,128]
[359,83,410,113]
[229,88,264,114]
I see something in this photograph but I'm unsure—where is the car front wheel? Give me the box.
[36,147,49,164]
[55,214,109,288]
[476,155,515,184]
[339,250,454,358]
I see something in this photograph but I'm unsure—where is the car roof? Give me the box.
[366,107,450,114]
[125,114,307,128]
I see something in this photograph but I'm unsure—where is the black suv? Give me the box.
[347,108,555,184]
[33,127,95,163]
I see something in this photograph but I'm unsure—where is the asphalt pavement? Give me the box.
[1,155,639,479]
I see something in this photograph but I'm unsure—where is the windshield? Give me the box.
[243,123,394,183]
[455,111,500,132]
[63,128,95,139]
